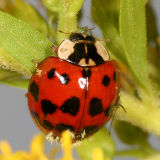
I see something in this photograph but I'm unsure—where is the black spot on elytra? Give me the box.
[60,74,70,84]
[102,75,110,87]
[82,68,91,78]
[89,98,103,117]
[84,125,99,136]
[47,68,55,79]
[41,100,57,116]
[31,111,54,130]
[69,33,84,42]
[29,81,39,101]
[43,120,53,130]
[104,104,114,117]
[113,72,117,82]
[55,124,74,133]
[61,97,80,116]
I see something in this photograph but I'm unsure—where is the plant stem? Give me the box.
[116,90,160,136]
[57,13,77,43]
[115,143,158,158]
[57,0,85,43]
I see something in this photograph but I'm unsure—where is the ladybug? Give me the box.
[27,33,119,142]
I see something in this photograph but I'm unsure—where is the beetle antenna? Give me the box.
[58,30,71,34]
[96,38,110,43]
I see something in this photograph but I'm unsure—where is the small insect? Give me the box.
[27,32,119,142]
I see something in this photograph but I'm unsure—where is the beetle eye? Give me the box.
[57,40,75,60]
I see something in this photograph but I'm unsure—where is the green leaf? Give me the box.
[61,0,84,17]
[141,154,160,160]
[48,15,58,43]
[42,0,61,13]
[76,127,115,160]
[0,68,21,79]
[114,120,148,146]
[91,0,127,64]
[0,79,28,89]
[120,0,150,89]
[146,3,158,43]
[0,11,54,77]
[0,0,48,36]
[116,90,160,136]
[0,69,28,89]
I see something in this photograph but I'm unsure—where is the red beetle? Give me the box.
[27,33,119,142]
